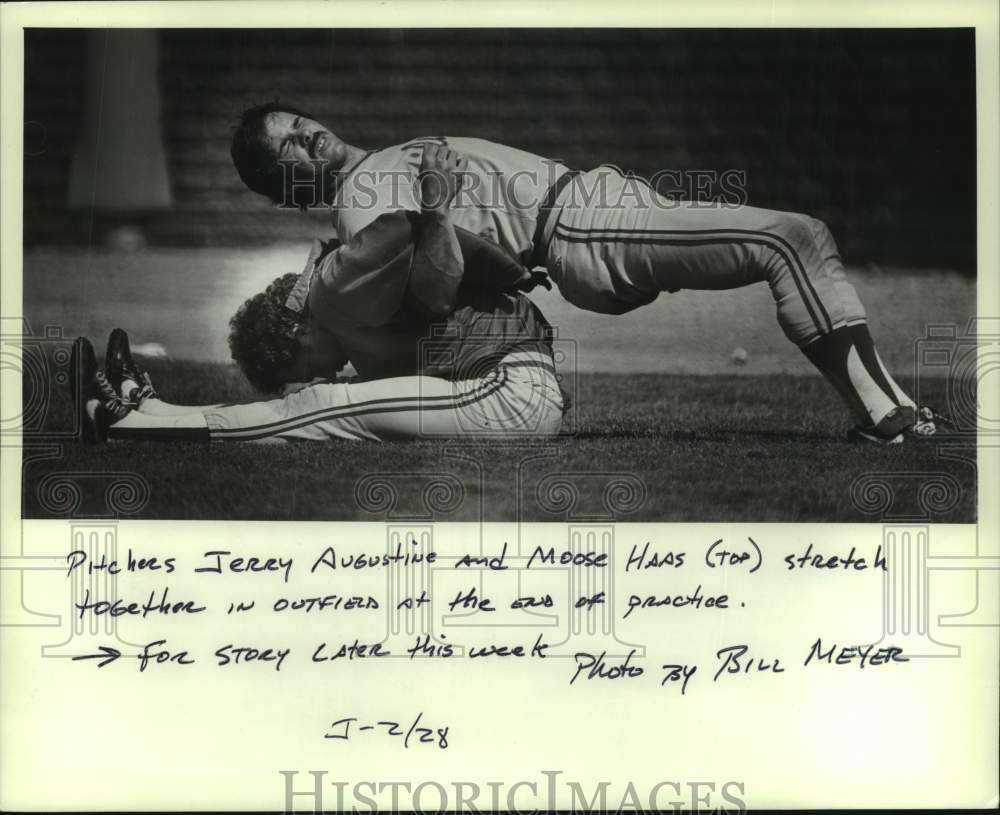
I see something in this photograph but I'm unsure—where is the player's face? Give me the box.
[263,112,351,173]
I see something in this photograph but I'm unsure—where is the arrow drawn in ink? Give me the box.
[71,645,122,668]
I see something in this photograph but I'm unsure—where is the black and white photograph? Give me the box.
[15,23,980,521]
[2,3,998,812]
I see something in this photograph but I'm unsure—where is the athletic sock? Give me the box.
[108,425,211,442]
[801,324,901,426]
[846,323,917,409]
[852,326,918,411]
[107,409,211,442]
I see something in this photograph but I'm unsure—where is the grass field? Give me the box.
[21,360,976,522]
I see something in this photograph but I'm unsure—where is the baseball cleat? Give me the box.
[69,337,131,444]
[909,405,957,438]
[848,404,960,444]
[105,328,158,406]
[846,404,914,445]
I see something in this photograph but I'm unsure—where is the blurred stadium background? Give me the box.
[22,28,975,374]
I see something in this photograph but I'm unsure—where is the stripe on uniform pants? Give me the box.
[552,223,835,336]
[210,370,509,441]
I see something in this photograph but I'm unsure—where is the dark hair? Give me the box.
[230,100,316,208]
[228,272,304,393]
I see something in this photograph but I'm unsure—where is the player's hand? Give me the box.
[419,143,468,211]
[514,270,553,293]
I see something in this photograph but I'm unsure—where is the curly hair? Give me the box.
[228,272,304,393]
[230,100,316,209]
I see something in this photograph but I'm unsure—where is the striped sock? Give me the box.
[802,324,902,426]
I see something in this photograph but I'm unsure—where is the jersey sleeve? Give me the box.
[309,208,474,329]
[308,211,416,328]
[334,172,421,243]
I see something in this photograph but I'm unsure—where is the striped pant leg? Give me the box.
[455,351,565,438]
[203,357,563,443]
[626,202,867,345]
[550,169,866,345]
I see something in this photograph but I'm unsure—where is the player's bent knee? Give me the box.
[808,216,840,257]
[772,211,820,250]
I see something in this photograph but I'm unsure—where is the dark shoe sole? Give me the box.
[69,337,114,444]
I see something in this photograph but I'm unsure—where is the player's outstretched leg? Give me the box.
[73,337,563,444]
[72,336,213,441]
[72,334,213,441]
[763,213,933,442]
[549,175,936,441]
[672,209,927,441]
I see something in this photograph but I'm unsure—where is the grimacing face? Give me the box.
[263,111,352,175]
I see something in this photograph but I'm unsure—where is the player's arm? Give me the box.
[406,143,466,317]
[308,144,543,330]
[410,144,548,310]
[308,145,467,327]
[308,212,415,328]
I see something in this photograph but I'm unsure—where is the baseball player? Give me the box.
[71,147,564,443]
[230,102,946,444]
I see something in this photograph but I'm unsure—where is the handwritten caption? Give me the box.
[65,537,902,744]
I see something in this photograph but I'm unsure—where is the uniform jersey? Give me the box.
[286,211,554,382]
[332,137,569,265]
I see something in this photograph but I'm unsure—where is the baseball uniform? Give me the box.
[110,212,564,443]
[326,137,914,431]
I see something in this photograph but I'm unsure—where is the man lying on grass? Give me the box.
[70,146,564,443]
